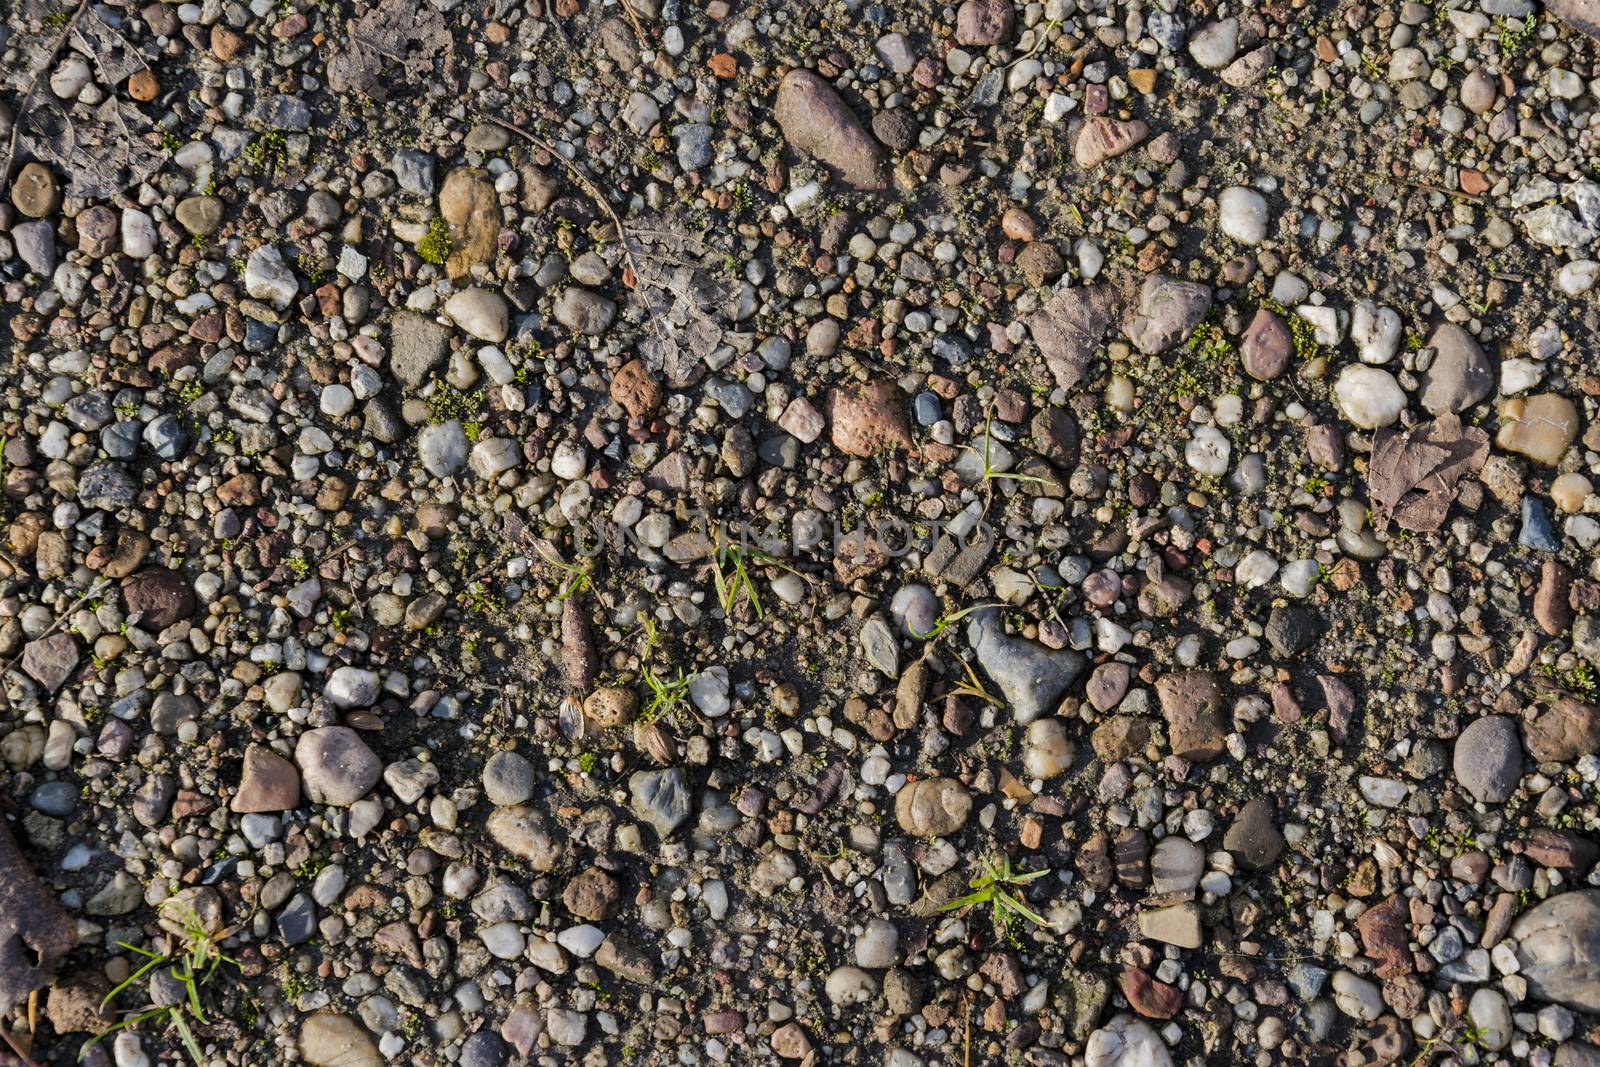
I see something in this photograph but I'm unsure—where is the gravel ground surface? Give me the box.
[4,1,1600,1065]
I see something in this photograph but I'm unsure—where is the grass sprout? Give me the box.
[939,855,1056,935]
[948,654,1002,708]
[637,619,692,723]
[911,602,1002,641]
[709,528,802,619]
[548,557,593,601]
[82,906,238,1065]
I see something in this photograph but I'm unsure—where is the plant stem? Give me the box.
[469,108,642,287]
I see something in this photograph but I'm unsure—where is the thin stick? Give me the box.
[0,1024,44,1067]
[962,995,971,1067]
[0,0,92,200]
[0,576,109,675]
[470,108,641,287]
[618,0,649,52]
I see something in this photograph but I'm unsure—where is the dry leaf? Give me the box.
[1367,413,1489,533]
[20,96,164,199]
[5,1,164,199]
[327,0,454,99]
[0,820,78,1018]
[630,213,743,388]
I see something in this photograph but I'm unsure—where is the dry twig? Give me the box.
[469,108,641,286]
[0,1024,44,1067]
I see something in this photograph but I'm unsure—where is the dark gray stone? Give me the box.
[966,608,1086,722]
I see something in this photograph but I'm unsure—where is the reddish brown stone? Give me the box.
[1156,671,1227,763]
[610,359,662,417]
[1522,827,1600,872]
[1091,715,1150,761]
[1074,117,1148,168]
[127,69,158,102]
[1524,698,1600,764]
[1534,559,1574,636]
[828,380,912,456]
[1356,893,1413,978]
[121,567,196,630]
[1119,968,1181,1019]
[562,867,622,921]
[1240,308,1291,380]
[231,745,300,813]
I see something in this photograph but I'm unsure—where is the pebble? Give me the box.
[294,727,382,806]
[854,919,899,969]
[1217,186,1268,245]
[553,287,617,335]
[1350,300,1401,364]
[630,768,691,838]
[444,287,510,343]
[1022,718,1074,779]
[1184,425,1231,476]
[1188,18,1239,69]
[1331,972,1383,1021]
[482,750,535,806]
[1498,394,1580,465]
[11,162,61,217]
[894,778,971,837]
[775,69,887,190]
[1086,1015,1174,1067]
[1419,324,1494,415]
[299,1013,381,1067]
[1333,365,1406,428]
[120,209,159,259]
[244,245,299,308]
[966,608,1086,722]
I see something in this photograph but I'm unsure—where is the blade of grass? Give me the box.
[79,1009,168,1061]
[949,655,1002,707]
[996,889,1054,929]
[170,1009,204,1065]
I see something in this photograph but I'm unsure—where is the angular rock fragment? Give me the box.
[829,380,912,456]
[1514,891,1600,1012]
[1156,671,1227,763]
[1025,284,1119,392]
[965,608,1086,723]
[1122,275,1211,354]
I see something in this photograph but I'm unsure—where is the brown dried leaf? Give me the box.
[0,820,78,1018]
[72,8,149,85]
[1024,283,1121,392]
[327,0,454,98]
[630,213,739,388]
[6,1,162,200]
[19,96,163,200]
[1367,413,1489,533]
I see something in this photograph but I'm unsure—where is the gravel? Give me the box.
[3,3,1600,1065]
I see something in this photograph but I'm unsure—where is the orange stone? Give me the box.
[1128,68,1157,94]
[211,25,244,60]
[1460,168,1490,196]
[127,68,158,102]
[708,52,737,79]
